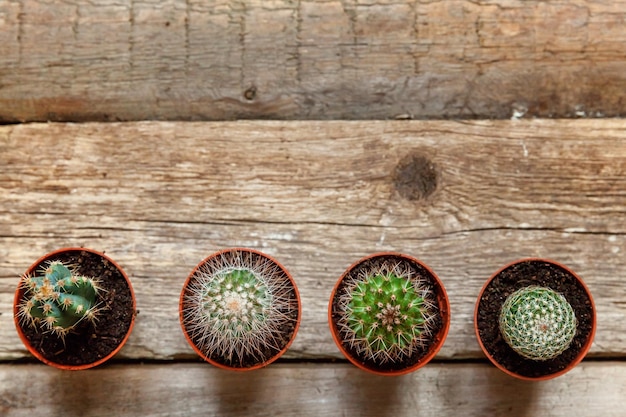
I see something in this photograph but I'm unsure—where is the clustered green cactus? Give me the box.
[499,286,577,361]
[18,261,101,338]
[336,261,439,364]
[182,252,297,366]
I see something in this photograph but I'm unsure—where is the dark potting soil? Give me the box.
[17,249,135,367]
[330,254,447,373]
[181,250,301,369]
[476,260,594,378]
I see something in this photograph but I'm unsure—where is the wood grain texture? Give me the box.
[1,120,625,362]
[0,0,625,122]
[1,362,625,416]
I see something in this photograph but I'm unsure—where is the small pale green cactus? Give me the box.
[201,268,270,337]
[181,251,299,367]
[336,261,439,364]
[18,261,101,337]
[499,286,577,361]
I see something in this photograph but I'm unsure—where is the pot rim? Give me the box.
[179,247,302,371]
[13,247,136,370]
[474,257,597,381]
[328,251,450,376]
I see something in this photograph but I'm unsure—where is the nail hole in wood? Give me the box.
[244,86,257,101]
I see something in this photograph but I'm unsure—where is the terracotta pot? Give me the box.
[13,247,136,370]
[328,252,450,376]
[179,248,301,371]
[474,258,596,381]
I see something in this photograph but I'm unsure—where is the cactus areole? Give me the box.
[179,248,301,371]
[475,259,596,380]
[329,253,450,375]
[13,248,136,370]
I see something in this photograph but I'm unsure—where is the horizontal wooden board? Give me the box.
[0,120,625,361]
[0,0,625,122]
[0,362,624,416]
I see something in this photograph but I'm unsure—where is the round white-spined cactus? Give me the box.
[181,250,299,368]
[200,268,270,339]
[498,286,577,361]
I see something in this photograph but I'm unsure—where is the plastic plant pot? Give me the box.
[14,247,136,370]
[328,252,450,376]
[475,258,596,381]
[179,248,301,371]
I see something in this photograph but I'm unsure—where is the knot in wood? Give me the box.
[393,153,439,201]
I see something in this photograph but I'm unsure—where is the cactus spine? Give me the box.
[181,251,298,367]
[18,261,101,337]
[499,286,577,361]
[335,260,439,365]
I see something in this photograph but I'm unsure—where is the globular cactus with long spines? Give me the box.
[335,260,439,365]
[17,261,101,338]
[202,268,269,336]
[181,251,298,367]
[499,286,577,361]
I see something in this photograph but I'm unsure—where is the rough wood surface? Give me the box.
[0,0,624,122]
[1,120,625,362]
[1,362,625,416]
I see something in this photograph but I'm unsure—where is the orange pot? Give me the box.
[13,247,136,370]
[179,248,302,371]
[328,252,450,376]
[474,258,596,381]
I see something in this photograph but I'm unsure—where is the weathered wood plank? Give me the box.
[0,362,624,416]
[1,120,625,361]
[0,0,624,122]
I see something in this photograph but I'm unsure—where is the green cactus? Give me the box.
[201,268,270,337]
[18,261,101,337]
[181,251,298,367]
[499,286,577,361]
[335,261,439,365]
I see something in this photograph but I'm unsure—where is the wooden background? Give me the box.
[1,0,625,122]
[1,1,625,416]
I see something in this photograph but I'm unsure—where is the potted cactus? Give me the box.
[179,248,301,371]
[475,258,596,380]
[328,252,450,375]
[13,247,136,370]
